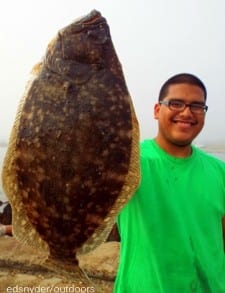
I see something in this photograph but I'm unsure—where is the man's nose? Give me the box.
[179,105,194,117]
[181,104,193,114]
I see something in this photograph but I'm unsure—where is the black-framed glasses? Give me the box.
[159,99,208,114]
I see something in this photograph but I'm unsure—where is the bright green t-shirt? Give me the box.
[114,139,225,293]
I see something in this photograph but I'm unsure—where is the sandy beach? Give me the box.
[0,236,119,292]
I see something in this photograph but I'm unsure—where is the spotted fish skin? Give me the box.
[2,10,140,265]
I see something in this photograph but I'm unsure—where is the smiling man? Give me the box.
[155,76,207,156]
[114,73,225,293]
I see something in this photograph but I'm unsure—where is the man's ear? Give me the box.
[154,103,160,120]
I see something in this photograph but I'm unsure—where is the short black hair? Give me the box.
[158,73,207,101]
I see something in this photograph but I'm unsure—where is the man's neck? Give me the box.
[154,137,192,158]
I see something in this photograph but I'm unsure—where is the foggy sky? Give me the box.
[1,0,225,146]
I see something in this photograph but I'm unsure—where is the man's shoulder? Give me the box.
[140,139,155,157]
[140,139,152,149]
[194,146,225,169]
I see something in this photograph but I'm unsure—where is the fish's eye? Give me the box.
[86,28,108,44]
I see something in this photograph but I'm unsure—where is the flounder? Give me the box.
[2,9,140,280]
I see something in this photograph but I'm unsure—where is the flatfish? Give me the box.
[2,9,140,280]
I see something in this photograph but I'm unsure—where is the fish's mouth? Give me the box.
[61,10,106,35]
[75,10,105,26]
[82,10,103,24]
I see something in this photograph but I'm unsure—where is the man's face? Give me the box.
[154,83,206,147]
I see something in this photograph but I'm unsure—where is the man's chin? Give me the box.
[171,139,192,147]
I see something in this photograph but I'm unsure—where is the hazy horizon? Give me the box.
[1,1,225,145]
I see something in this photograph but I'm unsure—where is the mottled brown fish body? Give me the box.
[2,10,140,267]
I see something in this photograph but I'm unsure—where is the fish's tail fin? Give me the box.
[42,257,103,292]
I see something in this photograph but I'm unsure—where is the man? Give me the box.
[114,73,225,292]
